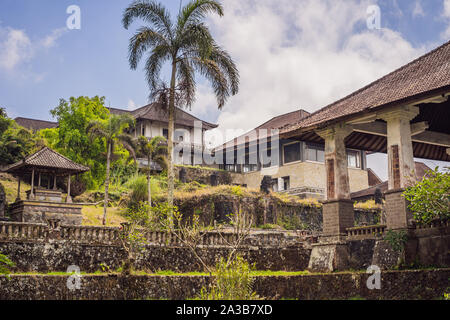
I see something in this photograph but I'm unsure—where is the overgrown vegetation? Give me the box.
[384,229,408,253]
[403,167,450,224]
[0,253,15,276]
[199,256,258,300]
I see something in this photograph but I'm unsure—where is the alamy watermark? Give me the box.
[66,265,82,291]
[66,5,81,30]
[366,5,381,30]
[366,265,381,290]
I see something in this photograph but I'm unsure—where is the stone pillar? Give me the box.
[308,123,354,272]
[316,123,354,238]
[38,173,41,189]
[380,106,419,230]
[53,175,57,190]
[66,175,72,203]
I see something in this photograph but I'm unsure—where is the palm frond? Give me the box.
[123,0,174,42]
[192,57,228,109]
[177,0,223,33]
[145,45,171,92]
[128,26,169,69]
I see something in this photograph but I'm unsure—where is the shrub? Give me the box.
[403,167,450,224]
[0,253,15,276]
[199,256,258,300]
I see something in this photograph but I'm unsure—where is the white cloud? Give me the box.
[412,0,425,18]
[0,27,32,70]
[0,25,68,76]
[195,0,425,140]
[127,99,137,110]
[442,0,450,39]
[41,27,68,48]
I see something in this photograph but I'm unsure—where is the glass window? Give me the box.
[306,144,325,163]
[261,149,272,168]
[282,177,290,191]
[347,150,361,168]
[243,164,258,173]
[163,129,168,139]
[283,142,301,164]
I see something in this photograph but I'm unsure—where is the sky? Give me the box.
[1,0,450,180]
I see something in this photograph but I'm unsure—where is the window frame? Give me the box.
[282,141,302,165]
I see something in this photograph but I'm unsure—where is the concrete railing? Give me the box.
[346,225,386,240]
[0,221,307,247]
[411,219,449,230]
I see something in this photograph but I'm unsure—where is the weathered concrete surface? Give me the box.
[0,269,448,300]
[0,240,311,273]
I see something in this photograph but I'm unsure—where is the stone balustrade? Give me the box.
[0,221,307,247]
[346,225,386,240]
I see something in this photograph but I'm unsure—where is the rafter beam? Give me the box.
[352,122,450,148]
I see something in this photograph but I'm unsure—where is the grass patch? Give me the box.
[81,206,127,227]
[0,173,30,203]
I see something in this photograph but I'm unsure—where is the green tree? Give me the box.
[50,96,110,189]
[0,108,37,165]
[87,114,136,225]
[136,135,167,208]
[403,167,450,224]
[123,0,239,217]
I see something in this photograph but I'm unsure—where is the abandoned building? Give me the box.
[14,103,218,168]
[215,109,370,199]
[276,39,450,271]
[1,147,90,225]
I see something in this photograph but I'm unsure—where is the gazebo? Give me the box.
[2,147,90,225]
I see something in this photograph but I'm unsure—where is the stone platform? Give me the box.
[9,200,82,226]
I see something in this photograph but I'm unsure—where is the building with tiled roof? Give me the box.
[215,109,370,199]
[14,117,58,131]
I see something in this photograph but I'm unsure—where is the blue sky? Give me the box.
[1,0,449,178]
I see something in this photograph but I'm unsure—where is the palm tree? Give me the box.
[123,0,239,215]
[87,114,136,225]
[136,135,167,208]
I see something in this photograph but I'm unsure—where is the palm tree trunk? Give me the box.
[103,141,112,226]
[167,60,177,218]
[147,155,152,210]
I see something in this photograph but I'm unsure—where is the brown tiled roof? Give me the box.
[109,103,218,130]
[3,147,90,174]
[216,109,311,151]
[351,162,433,200]
[282,40,450,134]
[14,117,58,131]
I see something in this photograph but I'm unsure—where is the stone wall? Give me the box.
[174,166,232,185]
[172,193,381,231]
[0,221,311,273]
[0,269,448,300]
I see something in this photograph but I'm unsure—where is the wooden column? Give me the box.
[30,169,35,200]
[38,173,41,189]
[53,175,57,190]
[16,176,21,202]
[66,175,72,203]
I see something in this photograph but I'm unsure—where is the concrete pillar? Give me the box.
[381,106,419,190]
[316,123,354,237]
[66,175,72,203]
[380,106,419,230]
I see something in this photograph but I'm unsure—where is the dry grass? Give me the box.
[353,200,383,210]
[0,173,30,203]
[81,206,127,227]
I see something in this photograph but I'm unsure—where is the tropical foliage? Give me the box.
[123,0,239,213]
[403,167,450,224]
[135,135,167,208]
[87,114,136,225]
